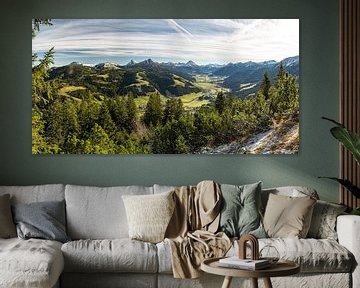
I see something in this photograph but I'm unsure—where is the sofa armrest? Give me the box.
[337,215,360,288]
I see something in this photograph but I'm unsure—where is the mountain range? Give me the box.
[49,56,299,99]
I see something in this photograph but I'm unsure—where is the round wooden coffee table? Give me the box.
[201,257,300,288]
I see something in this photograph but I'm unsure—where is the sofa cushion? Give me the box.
[122,191,175,243]
[65,185,153,239]
[261,186,319,213]
[307,200,347,240]
[0,184,65,204]
[0,194,16,238]
[61,239,158,273]
[12,200,70,243]
[218,182,266,238]
[263,193,316,238]
[0,238,64,288]
[158,237,353,274]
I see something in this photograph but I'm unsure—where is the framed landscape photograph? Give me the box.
[32,19,299,154]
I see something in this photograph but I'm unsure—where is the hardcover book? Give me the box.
[218,257,271,270]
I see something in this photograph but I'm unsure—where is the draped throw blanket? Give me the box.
[165,180,231,278]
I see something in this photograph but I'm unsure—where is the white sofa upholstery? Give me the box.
[0,238,63,288]
[337,215,360,288]
[0,184,358,288]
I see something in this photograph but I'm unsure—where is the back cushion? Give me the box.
[0,184,65,204]
[65,185,153,239]
[153,184,176,194]
[261,186,319,213]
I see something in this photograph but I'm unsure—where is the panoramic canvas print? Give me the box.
[32,19,299,154]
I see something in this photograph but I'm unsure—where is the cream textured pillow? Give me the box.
[122,191,175,243]
[0,194,16,238]
[263,193,316,238]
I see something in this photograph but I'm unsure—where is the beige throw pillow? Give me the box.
[122,191,175,243]
[0,194,16,238]
[263,193,316,238]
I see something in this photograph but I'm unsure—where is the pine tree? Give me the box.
[163,98,184,124]
[124,95,138,132]
[99,101,117,137]
[276,62,287,87]
[215,92,225,114]
[82,123,116,154]
[259,72,271,100]
[32,107,49,154]
[143,92,162,127]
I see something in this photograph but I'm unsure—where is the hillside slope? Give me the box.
[201,116,299,154]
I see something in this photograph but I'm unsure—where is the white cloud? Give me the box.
[33,19,299,65]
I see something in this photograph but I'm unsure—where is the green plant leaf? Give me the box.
[318,176,360,198]
[322,117,360,165]
[330,127,360,165]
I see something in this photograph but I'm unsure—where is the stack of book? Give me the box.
[218,257,271,270]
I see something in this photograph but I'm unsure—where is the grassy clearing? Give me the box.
[180,92,209,109]
[131,72,150,86]
[193,74,229,95]
[59,85,86,95]
[172,75,186,87]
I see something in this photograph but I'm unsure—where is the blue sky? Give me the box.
[32,19,299,66]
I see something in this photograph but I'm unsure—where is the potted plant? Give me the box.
[320,117,360,215]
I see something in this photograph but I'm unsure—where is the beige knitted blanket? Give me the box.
[165,180,231,279]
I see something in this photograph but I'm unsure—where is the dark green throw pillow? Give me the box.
[218,182,266,238]
[12,200,70,243]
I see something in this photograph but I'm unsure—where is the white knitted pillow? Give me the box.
[122,191,175,243]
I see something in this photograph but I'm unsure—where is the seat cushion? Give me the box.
[61,239,158,273]
[0,238,64,288]
[157,238,354,274]
[65,185,153,239]
[229,238,354,273]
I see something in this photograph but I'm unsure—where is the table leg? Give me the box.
[263,277,273,288]
[251,278,258,288]
[221,276,233,288]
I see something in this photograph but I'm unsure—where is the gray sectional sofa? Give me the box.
[0,184,359,288]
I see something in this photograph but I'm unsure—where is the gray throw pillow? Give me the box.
[12,200,70,243]
[307,200,347,240]
[218,182,266,238]
[0,194,16,238]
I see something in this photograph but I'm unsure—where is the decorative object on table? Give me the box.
[238,233,260,260]
[32,19,299,155]
[219,234,274,271]
[320,117,360,212]
[214,233,272,271]
[259,245,280,265]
